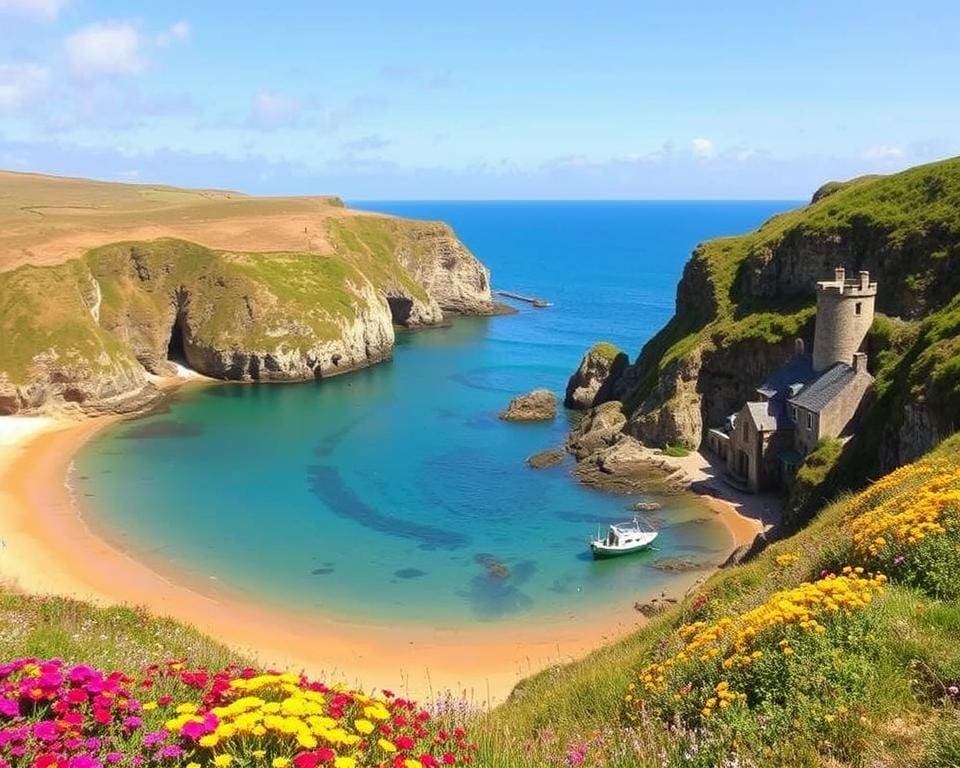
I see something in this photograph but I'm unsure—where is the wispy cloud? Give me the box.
[0,0,66,21]
[156,21,191,49]
[691,137,715,159]
[0,63,50,112]
[248,89,302,129]
[341,134,391,153]
[862,144,904,160]
[65,22,145,79]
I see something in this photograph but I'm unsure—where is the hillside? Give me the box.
[3,426,958,767]
[0,171,497,415]
[609,157,960,479]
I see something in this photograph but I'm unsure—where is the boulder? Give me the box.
[527,448,566,469]
[566,401,627,459]
[564,342,629,409]
[500,389,557,422]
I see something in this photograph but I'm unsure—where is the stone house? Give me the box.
[707,267,876,492]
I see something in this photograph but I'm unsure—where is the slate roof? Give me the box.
[744,400,793,432]
[756,354,818,400]
[788,362,860,413]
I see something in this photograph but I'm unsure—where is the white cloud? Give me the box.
[691,137,715,159]
[862,144,904,160]
[65,22,144,79]
[156,21,191,48]
[249,89,301,128]
[0,63,50,112]
[0,0,66,20]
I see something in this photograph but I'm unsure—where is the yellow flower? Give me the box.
[213,756,234,768]
[252,751,266,759]
[272,760,291,768]
[142,701,158,711]
[186,764,201,768]
[296,732,318,749]
[175,703,198,715]
[378,738,398,753]
[404,760,424,768]
[198,734,219,748]
[354,718,375,735]
[334,759,357,768]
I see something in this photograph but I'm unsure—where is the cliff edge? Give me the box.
[0,172,496,415]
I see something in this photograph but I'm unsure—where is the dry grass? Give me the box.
[0,170,379,271]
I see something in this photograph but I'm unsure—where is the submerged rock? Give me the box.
[500,389,557,422]
[633,501,662,511]
[564,342,629,410]
[527,448,566,469]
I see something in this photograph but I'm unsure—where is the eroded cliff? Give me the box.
[574,157,960,476]
[0,177,496,415]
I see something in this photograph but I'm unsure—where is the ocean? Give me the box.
[72,201,797,626]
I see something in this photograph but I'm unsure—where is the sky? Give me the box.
[0,0,958,199]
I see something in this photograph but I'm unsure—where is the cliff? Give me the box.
[585,156,960,477]
[0,172,496,415]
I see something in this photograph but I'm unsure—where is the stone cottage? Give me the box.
[706,267,876,492]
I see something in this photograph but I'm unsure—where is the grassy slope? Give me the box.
[626,158,960,412]
[474,434,960,767]
[3,439,958,767]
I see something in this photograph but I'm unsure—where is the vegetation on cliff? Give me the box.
[0,172,495,415]
[620,156,960,472]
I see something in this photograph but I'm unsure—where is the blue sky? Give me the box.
[0,0,958,198]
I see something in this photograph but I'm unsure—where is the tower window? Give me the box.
[855,302,862,316]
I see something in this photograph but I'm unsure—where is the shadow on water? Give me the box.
[307,464,470,550]
[456,559,537,621]
[117,420,203,439]
[313,414,370,458]
[394,568,427,579]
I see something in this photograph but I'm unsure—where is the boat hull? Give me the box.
[590,542,654,559]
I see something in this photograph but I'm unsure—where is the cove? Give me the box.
[72,201,796,626]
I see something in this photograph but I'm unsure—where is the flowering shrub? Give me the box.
[849,465,960,597]
[0,659,475,768]
[624,568,887,761]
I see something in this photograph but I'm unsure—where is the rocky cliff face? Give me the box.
[0,214,498,415]
[394,222,496,315]
[574,157,960,476]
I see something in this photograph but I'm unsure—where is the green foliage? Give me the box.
[590,341,622,362]
[661,444,691,458]
[795,437,843,487]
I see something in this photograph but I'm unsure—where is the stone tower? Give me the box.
[812,267,877,372]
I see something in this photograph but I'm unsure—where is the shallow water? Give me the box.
[73,201,796,626]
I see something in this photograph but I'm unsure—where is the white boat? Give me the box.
[590,518,658,559]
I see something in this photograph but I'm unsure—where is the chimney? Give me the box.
[794,337,805,356]
[852,352,867,373]
[859,270,870,290]
[834,266,846,283]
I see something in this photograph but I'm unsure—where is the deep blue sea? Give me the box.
[72,201,796,626]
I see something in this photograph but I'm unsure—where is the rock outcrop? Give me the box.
[394,221,497,315]
[526,448,565,469]
[564,342,629,410]
[500,389,557,422]
[569,157,960,486]
[0,217,498,415]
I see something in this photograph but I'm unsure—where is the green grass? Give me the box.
[470,433,960,767]
[661,444,691,457]
[589,341,623,362]
[622,156,960,474]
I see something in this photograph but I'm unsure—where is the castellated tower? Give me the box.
[812,267,877,372]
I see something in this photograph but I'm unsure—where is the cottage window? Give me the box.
[806,412,813,430]
[790,406,797,421]
[855,302,862,316]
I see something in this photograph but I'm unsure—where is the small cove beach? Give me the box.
[0,404,765,704]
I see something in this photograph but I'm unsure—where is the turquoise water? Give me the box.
[73,201,796,626]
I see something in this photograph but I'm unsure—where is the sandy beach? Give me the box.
[0,411,764,704]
